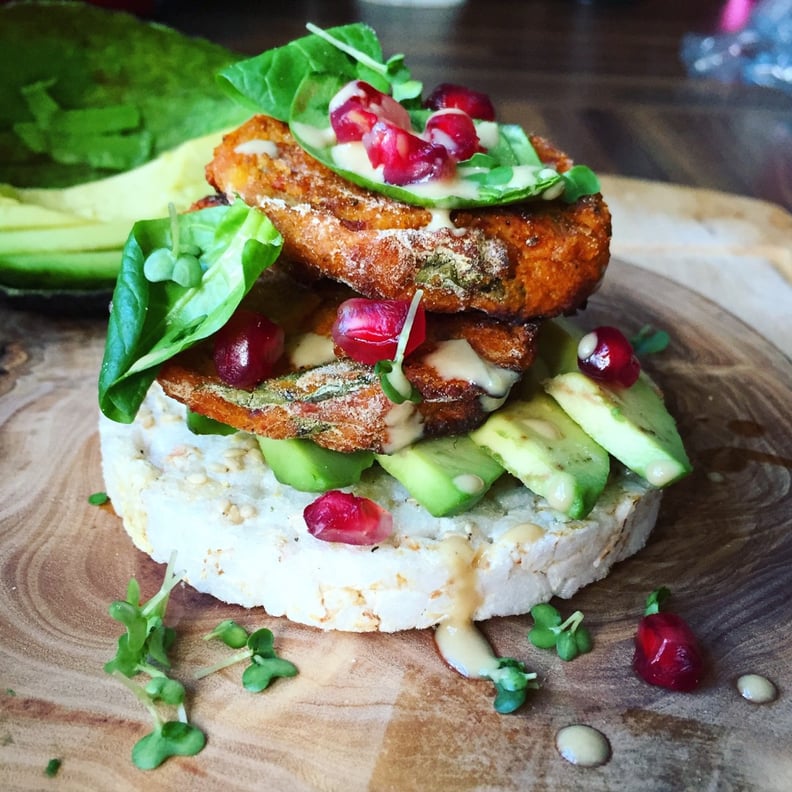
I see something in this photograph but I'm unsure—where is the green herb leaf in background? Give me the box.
[0,0,248,188]
[217,23,390,121]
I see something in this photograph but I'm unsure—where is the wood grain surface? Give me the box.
[153,0,792,212]
[1,259,790,792]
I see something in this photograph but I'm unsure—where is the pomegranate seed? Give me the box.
[332,297,426,365]
[633,612,704,692]
[577,326,641,388]
[330,98,380,143]
[363,119,454,185]
[304,490,393,545]
[424,82,496,121]
[424,110,482,161]
[330,80,411,143]
[213,309,284,389]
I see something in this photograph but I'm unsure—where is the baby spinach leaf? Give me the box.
[217,23,388,122]
[98,201,283,424]
[219,23,599,209]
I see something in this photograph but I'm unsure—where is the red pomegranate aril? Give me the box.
[213,309,285,389]
[577,326,641,388]
[332,297,426,365]
[363,120,454,185]
[633,612,704,692]
[329,80,411,143]
[424,109,482,162]
[330,98,380,143]
[424,82,496,121]
[304,490,393,545]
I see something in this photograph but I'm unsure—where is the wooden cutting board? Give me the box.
[1,259,790,792]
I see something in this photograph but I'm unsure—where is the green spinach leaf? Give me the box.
[98,201,283,423]
[217,24,388,122]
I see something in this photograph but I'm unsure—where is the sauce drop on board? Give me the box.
[555,724,611,767]
[736,673,778,704]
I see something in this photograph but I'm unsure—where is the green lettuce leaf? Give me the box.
[98,201,283,423]
[0,1,248,187]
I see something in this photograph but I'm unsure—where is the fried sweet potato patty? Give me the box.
[157,266,539,453]
[206,116,611,321]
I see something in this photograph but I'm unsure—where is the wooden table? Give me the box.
[155,0,792,211]
[2,2,792,790]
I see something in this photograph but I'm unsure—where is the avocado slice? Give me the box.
[257,436,375,493]
[0,249,120,290]
[0,220,130,255]
[0,196,92,229]
[539,318,692,487]
[375,435,505,517]
[470,393,609,519]
[544,372,692,487]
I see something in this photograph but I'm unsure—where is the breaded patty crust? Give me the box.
[206,116,611,322]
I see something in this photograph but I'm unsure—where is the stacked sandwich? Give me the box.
[98,24,689,634]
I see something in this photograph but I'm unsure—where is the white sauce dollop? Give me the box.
[556,724,611,767]
[736,673,777,704]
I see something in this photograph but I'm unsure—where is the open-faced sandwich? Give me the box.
[97,24,691,674]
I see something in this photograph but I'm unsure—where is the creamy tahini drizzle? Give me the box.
[435,523,546,677]
[434,535,501,678]
[291,120,562,205]
[556,725,611,767]
[287,332,336,369]
[233,138,280,157]
[424,339,519,406]
[736,673,777,704]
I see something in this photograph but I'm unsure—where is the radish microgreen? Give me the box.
[374,290,424,404]
[485,658,540,714]
[44,758,62,778]
[305,22,422,102]
[196,623,298,693]
[528,603,593,661]
[142,204,203,289]
[104,552,206,769]
[631,325,671,357]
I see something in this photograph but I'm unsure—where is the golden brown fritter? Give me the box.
[206,115,611,322]
[157,266,539,453]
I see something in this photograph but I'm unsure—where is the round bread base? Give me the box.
[99,384,662,632]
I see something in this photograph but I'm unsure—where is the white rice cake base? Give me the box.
[99,383,662,632]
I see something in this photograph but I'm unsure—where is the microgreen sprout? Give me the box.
[305,23,422,102]
[104,552,206,769]
[374,289,423,404]
[631,324,670,357]
[644,586,671,616]
[528,603,593,662]
[142,203,203,288]
[485,657,540,714]
[196,623,298,693]
[44,758,61,778]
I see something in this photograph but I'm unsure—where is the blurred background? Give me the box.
[138,0,792,208]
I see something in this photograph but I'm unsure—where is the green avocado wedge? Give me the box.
[258,436,375,493]
[470,393,610,519]
[539,319,692,488]
[375,435,505,517]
